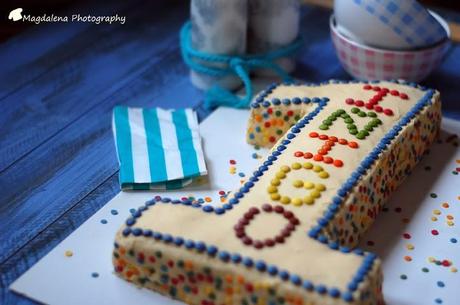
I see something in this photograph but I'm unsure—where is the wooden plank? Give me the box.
[0,1,188,173]
[0,45,202,263]
[0,174,120,305]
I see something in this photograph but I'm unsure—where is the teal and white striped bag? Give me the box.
[112,107,207,190]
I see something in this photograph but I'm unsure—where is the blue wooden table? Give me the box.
[1,2,459,304]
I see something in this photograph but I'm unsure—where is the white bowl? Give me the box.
[330,14,450,81]
[334,0,448,50]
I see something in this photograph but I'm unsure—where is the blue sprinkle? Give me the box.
[437,281,445,288]
[343,291,354,302]
[132,228,142,236]
[203,205,214,213]
[238,172,245,177]
[256,261,267,272]
[276,145,286,152]
[132,211,142,218]
[162,234,173,243]
[279,270,289,280]
[231,253,242,263]
[329,241,339,250]
[435,298,443,304]
[185,240,195,249]
[348,281,358,291]
[172,199,181,204]
[122,228,131,236]
[161,197,171,203]
[153,232,162,239]
[207,245,218,255]
[316,284,327,294]
[450,238,457,243]
[302,280,314,290]
[91,272,99,278]
[229,198,239,205]
[125,218,136,226]
[267,265,278,276]
[143,229,153,237]
[262,101,271,108]
[318,235,328,244]
[100,219,108,224]
[223,204,233,210]
[302,97,311,103]
[272,98,281,105]
[195,241,206,251]
[292,97,301,104]
[282,98,291,105]
[243,257,254,267]
[329,287,341,298]
[290,274,301,285]
[215,207,225,215]
[110,209,118,215]
[332,196,342,205]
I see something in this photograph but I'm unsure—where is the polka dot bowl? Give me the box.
[330,13,451,82]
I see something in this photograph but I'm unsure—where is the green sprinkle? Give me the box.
[368,112,377,117]
[358,111,367,117]
[336,109,345,115]
[319,124,329,130]
[430,193,437,198]
[422,267,429,273]
[323,119,332,126]
[347,124,357,130]
[276,129,283,135]
[344,117,354,124]
[275,110,282,117]
[349,129,358,135]
[364,125,374,132]
[351,107,360,113]
[341,113,350,119]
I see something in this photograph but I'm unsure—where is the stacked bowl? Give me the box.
[331,0,451,81]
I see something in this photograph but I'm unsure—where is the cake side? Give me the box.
[113,80,439,305]
[317,92,441,247]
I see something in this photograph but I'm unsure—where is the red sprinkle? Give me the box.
[400,93,408,100]
[313,154,324,161]
[287,110,294,116]
[431,229,439,236]
[442,260,451,267]
[375,106,383,112]
[303,152,313,159]
[269,136,276,143]
[403,233,411,239]
[264,122,271,128]
[355,100,365,107]
[319,134,328,140]
[333,159,344,167]
[363,85,372,90]
[294,151,304,157]
[267,108,273,114]
[229,159,236,165]
[390,90,399,96]
[383,108,394,116]
[309,132,319,138]
[345,98,355,105]
[348,141,359,149]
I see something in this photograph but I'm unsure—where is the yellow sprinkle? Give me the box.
[433,209,441,215]
[270,193,281,201]
[292,198,303,206]
[267,185,278,193]
[292,180,303,188]
[280,165,291,173]
[310,190,321,198]
[318,171,329,179]
[451,267,458,273]
[431,216,438,221]
[315,183,326,191]
[456,159,460,164]
[65,250,73,257]
[406,243,414,250]
[447,220,454,226]
[303,196,314,205]
[304,181,314,189]
[291,162,301,170]
[428,257,436,263]
[313,165,323,172]
[276,171,286,179]
[271,178,281,186]
[303,162,313,169]
[280,196,291,204]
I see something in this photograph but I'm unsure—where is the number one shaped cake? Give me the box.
[113,80,441,305]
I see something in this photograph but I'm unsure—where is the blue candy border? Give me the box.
[119,79,435,302]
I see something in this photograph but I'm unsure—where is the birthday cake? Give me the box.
[113,80,441,305]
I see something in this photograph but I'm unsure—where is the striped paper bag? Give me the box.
[112,107,207,190]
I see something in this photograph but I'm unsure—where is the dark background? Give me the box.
[1,0,459,43]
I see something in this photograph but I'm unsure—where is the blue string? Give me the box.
[180,21,303,109]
